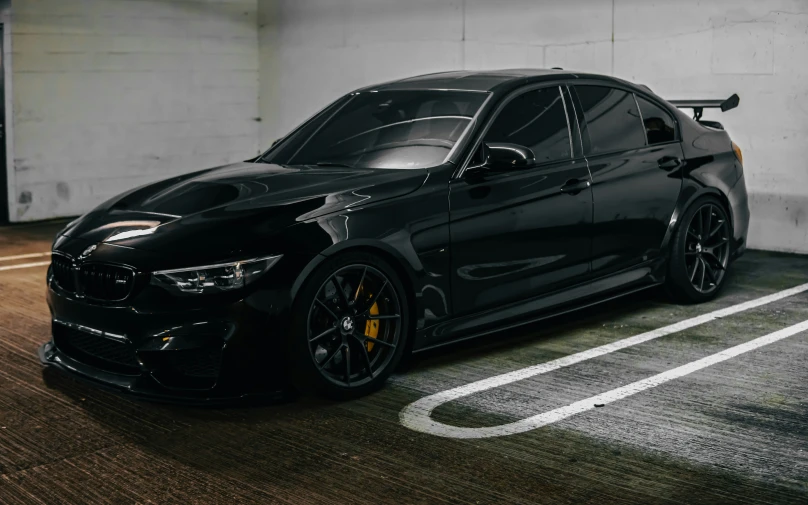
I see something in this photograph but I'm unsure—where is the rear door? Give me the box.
[448,85,593,316]
[571,84,683,278]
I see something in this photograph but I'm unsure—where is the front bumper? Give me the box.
[38,341,283,405]
[41,275,294,404]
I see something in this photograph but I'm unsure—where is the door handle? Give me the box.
[560,178,591,195]
[658,156,681,170]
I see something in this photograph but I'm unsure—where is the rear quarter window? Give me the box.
[636,96,677,144]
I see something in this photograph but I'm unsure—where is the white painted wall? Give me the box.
[258,0,808,254]
[8,0,260,222]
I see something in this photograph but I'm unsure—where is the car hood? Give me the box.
[59,162,429,258]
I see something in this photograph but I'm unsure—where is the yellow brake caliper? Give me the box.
[365,302,379,351]
[355,282,379,351]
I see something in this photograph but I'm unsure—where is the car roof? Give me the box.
[357,69,639,94]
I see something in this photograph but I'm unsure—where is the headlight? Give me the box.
[150,255,282,295]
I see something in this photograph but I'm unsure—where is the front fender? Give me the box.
[284,170,453,336]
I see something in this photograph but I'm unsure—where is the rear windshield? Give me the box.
[263,90,489,169]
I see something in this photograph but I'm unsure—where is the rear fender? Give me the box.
[660,181,734,258]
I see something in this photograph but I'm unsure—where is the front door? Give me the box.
[449,85,593,316]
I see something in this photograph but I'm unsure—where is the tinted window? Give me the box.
[575,85,645,155]
[637,96,677,144]
[265,90,488,169]
[484,86,571,164]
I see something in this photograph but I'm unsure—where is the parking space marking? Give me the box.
[0,252,51,262]
[403,318,808,439]
[0,261,52,272]
[400,281,808,438]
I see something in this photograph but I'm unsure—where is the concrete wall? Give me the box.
[8,0,260,222]
[258,0,808,254]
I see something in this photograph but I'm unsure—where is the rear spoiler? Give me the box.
[669,94,740,121]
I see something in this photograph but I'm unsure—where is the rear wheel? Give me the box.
[666,197,732,303]
[288,252,409,399]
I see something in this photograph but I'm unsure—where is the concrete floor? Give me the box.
[0,222,806,504]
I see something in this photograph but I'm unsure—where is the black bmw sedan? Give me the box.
[40,69,749,401]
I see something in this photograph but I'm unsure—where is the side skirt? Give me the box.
[413,259,666,353]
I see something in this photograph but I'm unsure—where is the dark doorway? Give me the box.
[0,24,7,224]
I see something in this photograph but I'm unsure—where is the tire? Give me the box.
[666,196,733,303]
[287,251,410,400]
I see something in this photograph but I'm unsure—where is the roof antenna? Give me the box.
[551,67,563,70]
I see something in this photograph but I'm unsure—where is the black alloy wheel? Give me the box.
[667,197,732,302]
[288,253,408,399]
[684,203,730,293]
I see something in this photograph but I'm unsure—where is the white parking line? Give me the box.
[400,282,808,439]
[0,251,51,262]
[0,261,52,272]
[404,318,808,439]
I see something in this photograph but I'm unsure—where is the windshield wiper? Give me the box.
[315,161,355,168]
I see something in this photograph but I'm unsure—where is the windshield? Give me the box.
[262,90,489,169]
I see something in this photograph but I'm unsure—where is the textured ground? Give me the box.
[0,221,806,504]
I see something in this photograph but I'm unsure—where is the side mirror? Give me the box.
[485,143,536,170]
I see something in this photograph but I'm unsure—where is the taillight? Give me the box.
[731,141,743,165]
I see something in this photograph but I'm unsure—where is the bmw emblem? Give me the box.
[340,317,354,333]
[80,244,97,258]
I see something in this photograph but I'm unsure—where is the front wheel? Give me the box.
[666,197,732,303]
[287,252,409,399]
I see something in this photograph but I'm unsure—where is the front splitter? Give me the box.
[38,341,286,406]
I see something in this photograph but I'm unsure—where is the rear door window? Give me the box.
[574,85,646,155]
[636,96,677,145]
